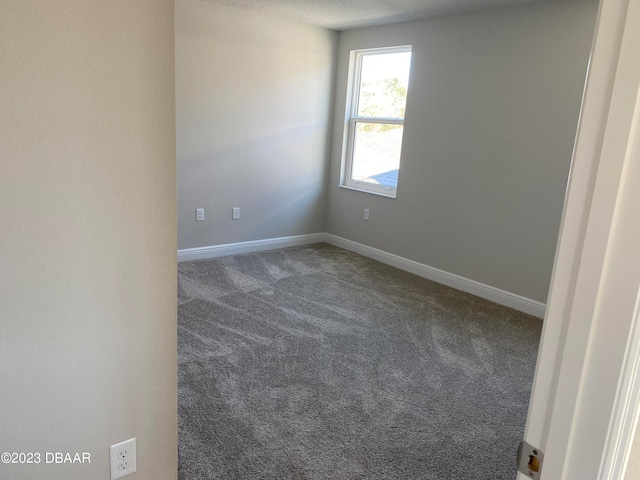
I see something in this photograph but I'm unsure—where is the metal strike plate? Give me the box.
[517,441,544,479]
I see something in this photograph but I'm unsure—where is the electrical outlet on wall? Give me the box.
[364,208,370,221]
[110,438,137,479]
[196,208,204,222]
[232,207,240,220]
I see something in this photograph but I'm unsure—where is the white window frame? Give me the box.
[341,45,412,198]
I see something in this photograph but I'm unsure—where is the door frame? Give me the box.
[520,0,640,477]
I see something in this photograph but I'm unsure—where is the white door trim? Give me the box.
[602,295,640,479]
[521,0,640,477]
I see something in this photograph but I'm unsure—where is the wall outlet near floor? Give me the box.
[363,208,370,221]
[232,207,240,220]
[196,208,205,222]
[110,437,137,479]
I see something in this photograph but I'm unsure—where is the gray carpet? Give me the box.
[178,244,541,480]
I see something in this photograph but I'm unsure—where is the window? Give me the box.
[342,46,412,197]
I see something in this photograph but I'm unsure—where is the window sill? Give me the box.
[339,184,397,199]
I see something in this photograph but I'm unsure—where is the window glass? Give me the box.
[357,52,411,119]
[342,46,412,197]
[351,122,404,188]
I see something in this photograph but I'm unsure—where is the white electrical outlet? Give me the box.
[196,208,205,222]
[232,207,240,220]
[110,438,137,479]
[364,208,370,221]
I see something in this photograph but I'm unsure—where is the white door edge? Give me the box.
[601,294,640,479]
[520,0,640,478]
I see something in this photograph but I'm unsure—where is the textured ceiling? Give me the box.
[198,0,556,30]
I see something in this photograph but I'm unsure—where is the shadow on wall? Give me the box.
[177,118,330,248]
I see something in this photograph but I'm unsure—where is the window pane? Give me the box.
[357,52,411,119]
[351,122,403,189]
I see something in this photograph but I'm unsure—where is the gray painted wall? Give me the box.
[326,0,597,303]
[0,1,177,479]
[176,0,337,250]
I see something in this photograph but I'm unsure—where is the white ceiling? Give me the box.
[199,0,559,30]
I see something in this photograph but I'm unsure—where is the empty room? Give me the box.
[3,1,640,480]
[175,0,597,478]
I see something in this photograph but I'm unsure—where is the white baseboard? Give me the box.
[177,233,326,262]
[177,232,546,318]
[324,234,546,318]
